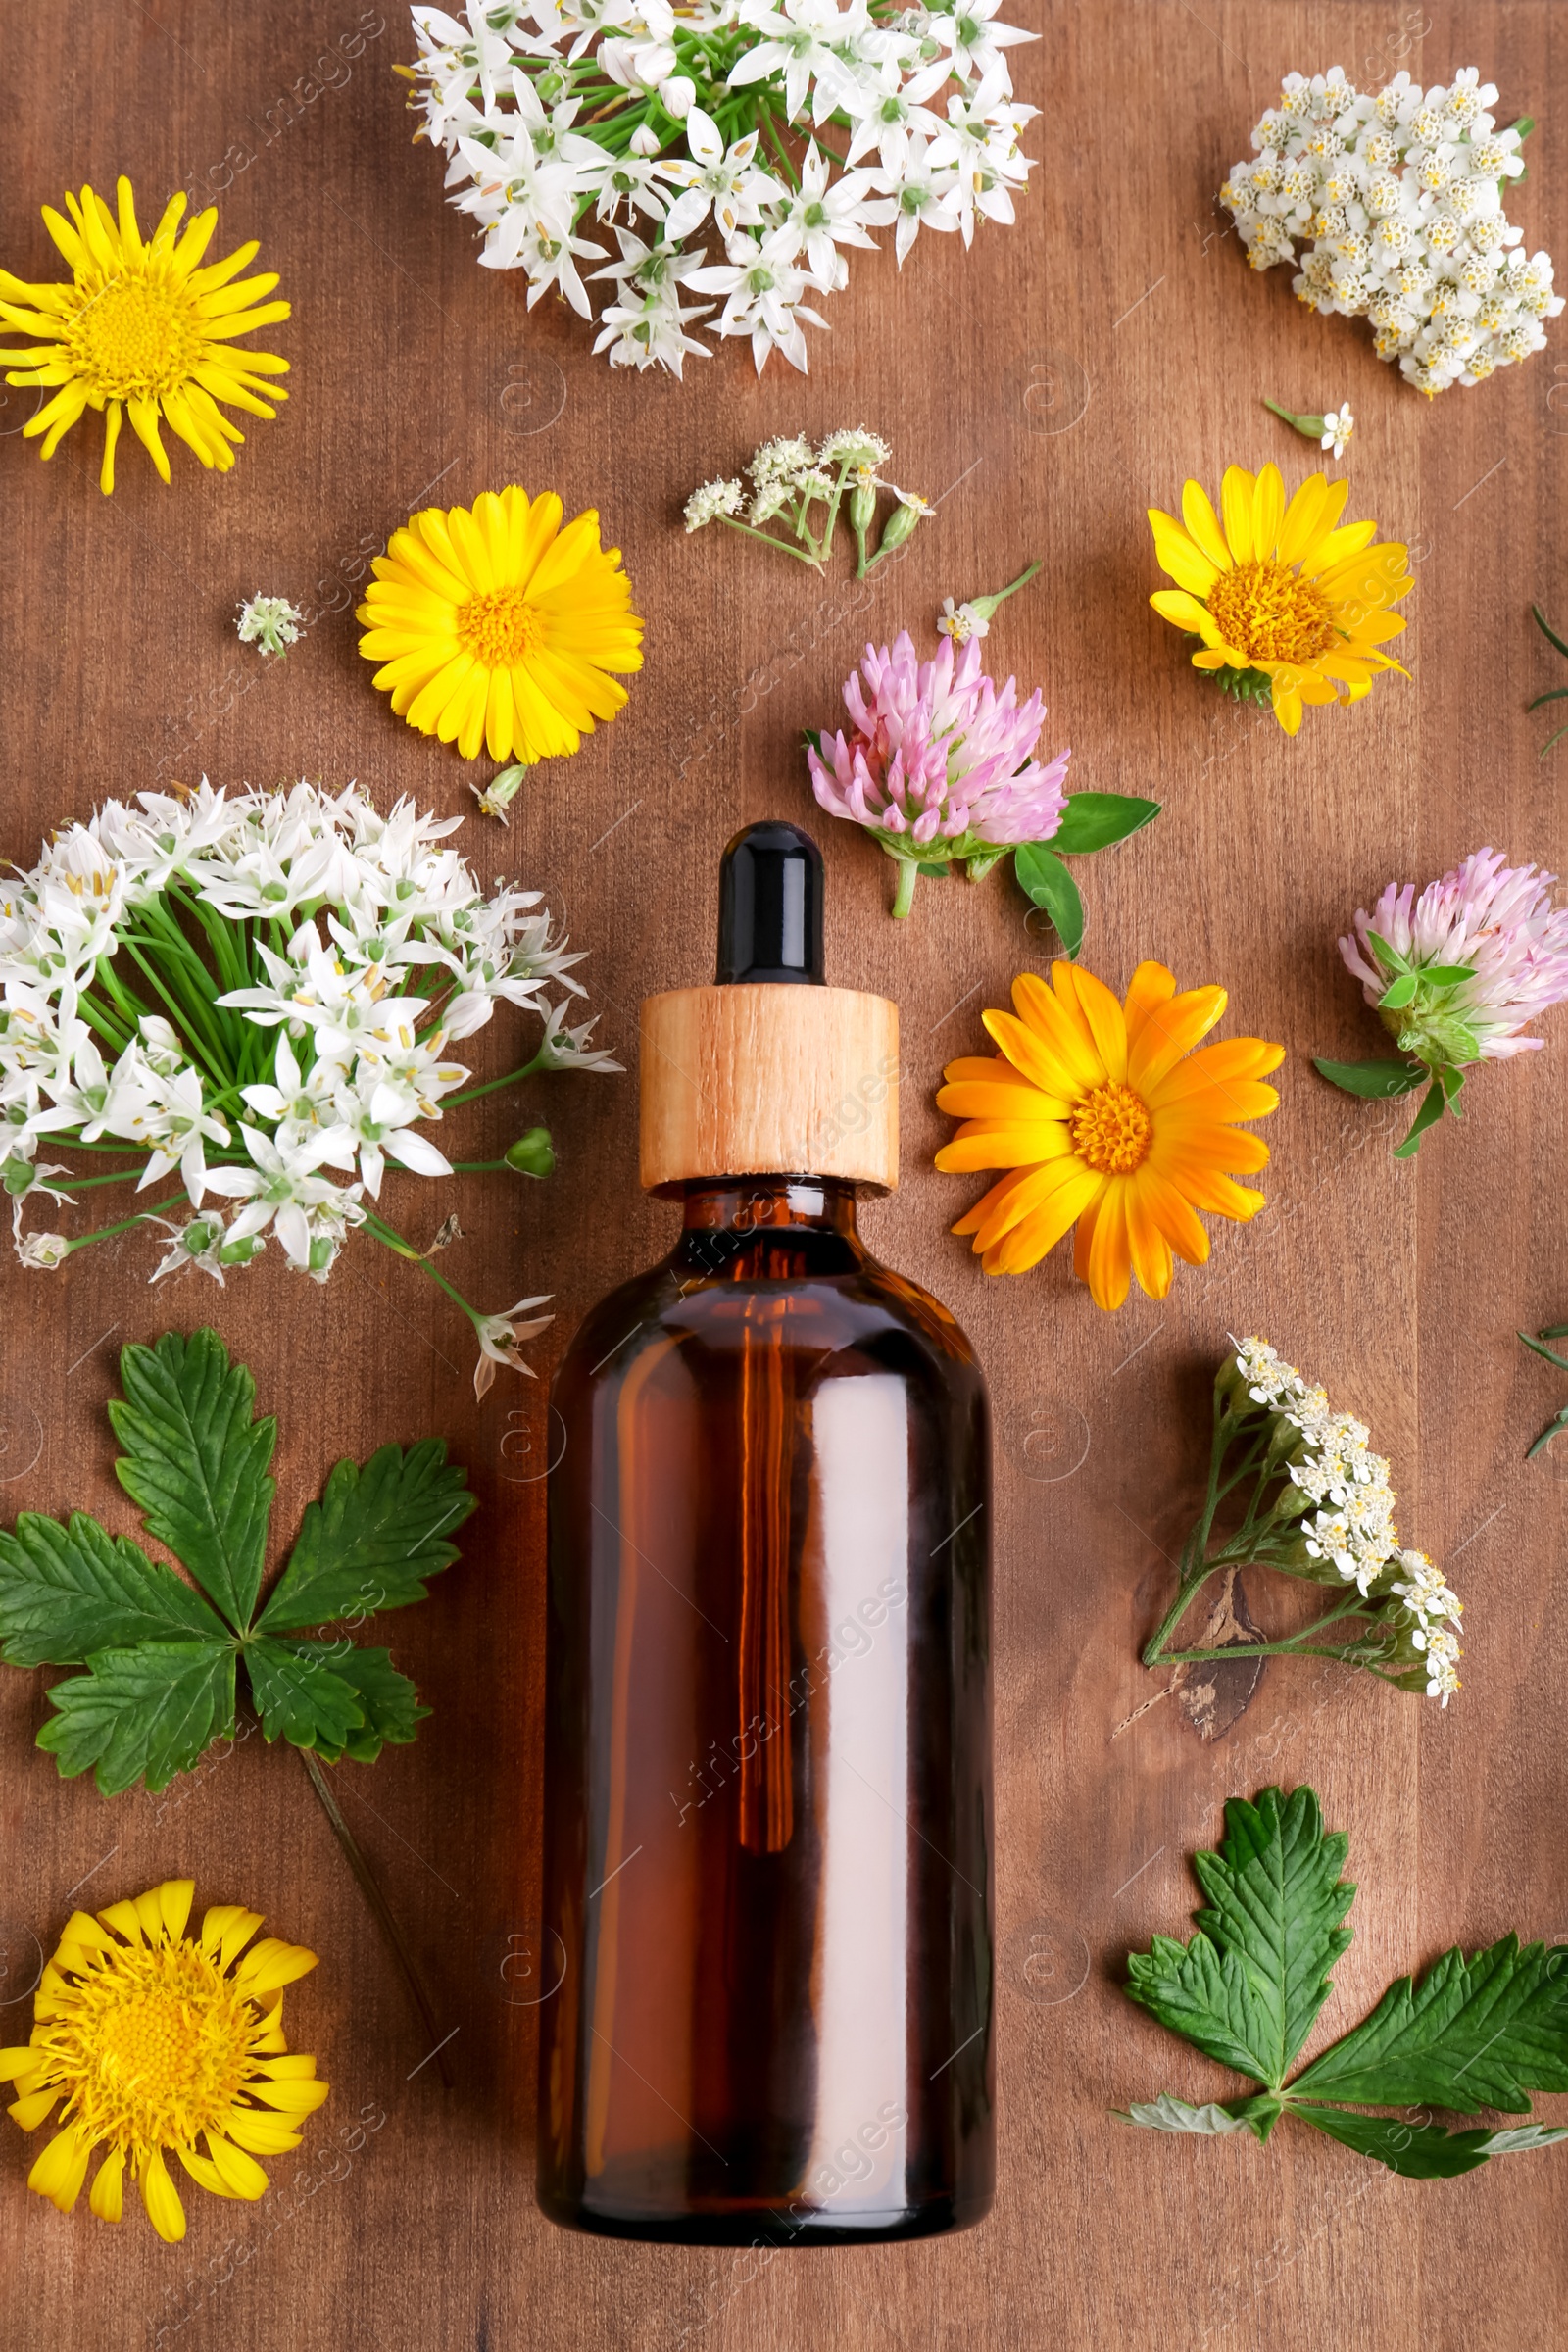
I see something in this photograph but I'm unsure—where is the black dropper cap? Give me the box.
[716,821,825,986]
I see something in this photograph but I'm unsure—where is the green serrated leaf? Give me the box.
[1050,791,1161,855]
[37,1640,235,1797]
[1125,1789,1353,2091]
[1114,2094,1252,2135]
[1291,1936,1568,2114]
[246,1635,368,1752]
[1312,1056,1427,1100]
[109,1330,275,1634]
[315,1647,427,1765]
[1291,2101,1495,2178]
[0,1511,227,1666]
[1013,843,1085,958]
[256,1441,475,1633]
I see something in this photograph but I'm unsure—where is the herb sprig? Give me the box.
[1119,1788,1568,2178]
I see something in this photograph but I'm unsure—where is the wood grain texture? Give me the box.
[1,2,1565,2346]
[639,986,899,1187]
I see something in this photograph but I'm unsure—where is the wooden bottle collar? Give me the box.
[639,983,900,1194]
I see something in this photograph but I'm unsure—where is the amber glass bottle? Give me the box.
[537,824,993,2244]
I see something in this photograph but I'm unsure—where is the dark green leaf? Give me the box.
[1393,1078,1447,1158]
[1377,974,1419,1010]
[1532,604,1568,663]
[316,1647,427,1764]
[1013,843,1085,958]
[37,1640,235,1797]
[1292,2102,1494,2178]
[0,1511,226,1666]
[916,859,952,878]
[256,1441,475,1633]
[1125,1789,1354,2090]
[245,1635,368,1752]
[1050,791,1161,855]
[1312,1057,1427,1100]
[1291,1936,1568,2114]
[109,1330,275,1633]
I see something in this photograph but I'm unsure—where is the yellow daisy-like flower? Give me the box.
[936,961,1284,1310]
[1147,464,1412,735]
[356,484,644,766]
[0,1880,326,2242]
[0,176,290,495]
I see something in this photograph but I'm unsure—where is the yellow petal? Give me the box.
[205,2132,270,2200]
[89,2146,124,2223]
[140,2148,187,2242]
[1127,988,1228,1094]
[1150,587,1219,640]
[1123,961,1177,1049]
[1219,466,1256,564]
[1250,463,1285,561]
[1056,962,1129,1084]
[935,1124,1073,1173]
[1149,513,1221,598]
[29,2125,90,2212]
[1180,480,1233,571]
[1084,1183,1132,1310]
[1277,474,1332,567]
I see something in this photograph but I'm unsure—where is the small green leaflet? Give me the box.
[0,1329,477,1794]
[1119,1786,1568,2180]
[1014,843,1085,958]
[1312,1057,1427,1100]
[1050,791,1162,855]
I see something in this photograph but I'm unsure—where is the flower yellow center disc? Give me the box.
[458,585,546,667]
[68,278,201,402]
[1206,560,1338,664]
[1070,1082,1153,1174]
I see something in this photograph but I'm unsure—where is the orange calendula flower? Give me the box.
[1148,463,1411,735]
[936,961,1284,1309]
[357,483,644,768]
[0,1880,326,2241]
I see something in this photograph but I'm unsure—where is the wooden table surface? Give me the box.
[2,2,1565,2344]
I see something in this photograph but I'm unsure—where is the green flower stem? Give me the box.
[50,1166,156,1192]
[758,102,802,189]
[62,1189,189,1253]
[116,936,230,1085]
[891,862,919,919]
[297,1748,454,2091]
[715,515,823,568]
[361,1207,482,1323]
[440,1049,550,1112]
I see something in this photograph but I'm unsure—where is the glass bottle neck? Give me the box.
[680,1177,861,1239]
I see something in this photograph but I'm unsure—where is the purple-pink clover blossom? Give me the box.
[807,631,1070,854]
[1341,848,1568,1062]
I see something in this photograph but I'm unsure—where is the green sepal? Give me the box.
[1050,791,1161,855]
[1312,1056,1427,1100]
[37,1640,236,1796]
[0,1511,227,1666]
[1013,843,1085,958]
[257,1442,475,1633]
[1392,1077,1447,1158]
[109,1330,275,1635]
[1378,974,1419,1010]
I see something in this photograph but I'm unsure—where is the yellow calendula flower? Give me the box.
[0,1880,326,2242]
[936,961,1284,1310]
[1147,463,1412,734]
[357,484,644,766]
[0,176,290,495]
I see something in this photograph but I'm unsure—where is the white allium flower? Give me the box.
[236,595,305,659]
[1220,68,1562,393]
[16,1231,68,1269]
[473,1293,555,1399]
[406,0,1036,374]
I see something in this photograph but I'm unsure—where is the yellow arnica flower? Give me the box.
[357,484,644,765]
[0,1880,326,2242]
[936,961,1284,1310]
[1148,464,1412,735]
[0,176,290,495]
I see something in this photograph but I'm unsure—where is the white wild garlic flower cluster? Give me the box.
[1233,1336,1461,1702]
[0,782,614,1387]
[407,0,1037,375]
[1220,67,1562,395]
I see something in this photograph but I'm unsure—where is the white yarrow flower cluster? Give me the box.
[1220,68,1562,394]
[1232,1337,1461,1702]
[408,0,1037,375]
[0,780,616,1391]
